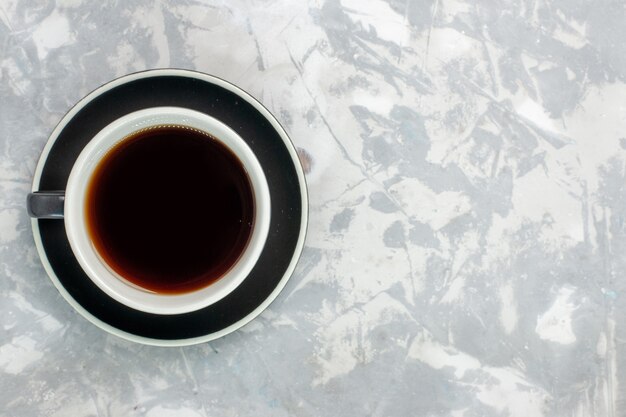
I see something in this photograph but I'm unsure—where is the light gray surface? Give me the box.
[1,0,624,416]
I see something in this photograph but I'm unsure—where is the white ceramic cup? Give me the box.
[28,107,271,315]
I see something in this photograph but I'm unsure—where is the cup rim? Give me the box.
[64,106,271,315]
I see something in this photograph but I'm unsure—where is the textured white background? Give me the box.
[1,0,625,416]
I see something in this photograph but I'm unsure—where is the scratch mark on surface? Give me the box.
[422,0,440,72]
[180,349,209,417]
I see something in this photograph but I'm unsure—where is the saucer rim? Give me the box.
[30,68,308,346]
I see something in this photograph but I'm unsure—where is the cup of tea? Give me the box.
[28,106,271,315]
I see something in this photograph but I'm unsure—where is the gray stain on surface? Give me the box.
[330,208,354,233]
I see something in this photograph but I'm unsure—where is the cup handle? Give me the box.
[27,191,65,219]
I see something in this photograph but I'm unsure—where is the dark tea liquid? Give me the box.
[85,125,255,294]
